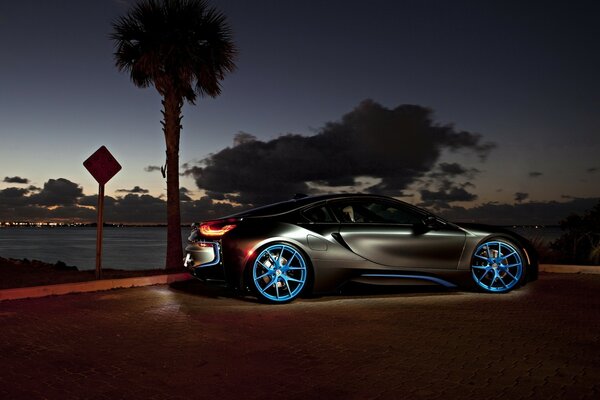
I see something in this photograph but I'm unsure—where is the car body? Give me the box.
[184,193,538,303]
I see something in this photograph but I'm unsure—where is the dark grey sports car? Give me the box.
[184,193,538,303]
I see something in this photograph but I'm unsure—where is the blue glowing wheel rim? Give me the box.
[251,243,307,303]
[471,240,524,293]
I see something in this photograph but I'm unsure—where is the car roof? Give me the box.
[222,193,419,219]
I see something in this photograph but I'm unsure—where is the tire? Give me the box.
[470,238,525,293]
[248,243,309,303]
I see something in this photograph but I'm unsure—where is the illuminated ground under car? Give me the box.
[184,194,538,303]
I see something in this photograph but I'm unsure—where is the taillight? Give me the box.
[198,219,238,238]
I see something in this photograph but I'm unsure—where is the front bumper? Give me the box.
[184,241,227,285]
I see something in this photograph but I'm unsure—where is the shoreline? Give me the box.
[0,256,181,290]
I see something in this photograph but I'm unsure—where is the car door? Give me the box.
[328,198,466,270]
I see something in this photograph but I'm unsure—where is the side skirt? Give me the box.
[351,273,458,288]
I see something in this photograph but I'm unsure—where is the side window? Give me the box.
[331,202,378,223]
[330,200,423,224]
[303,205,336,223]
[365,201,423,224]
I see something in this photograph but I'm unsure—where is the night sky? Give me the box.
[1,0,599,224]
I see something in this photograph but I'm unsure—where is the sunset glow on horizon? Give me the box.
[1,0,599,225]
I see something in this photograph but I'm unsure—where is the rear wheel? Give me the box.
[249,243,308,303]
[471,239,524,293]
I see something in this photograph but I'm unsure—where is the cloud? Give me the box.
[116,186,150,194]
[3,176,30,184]
[180,187,193,202]
[186,100,495,206]
[29,178,84,206]
[0,177,247,223]
[0,187,31,206]
[79,194,117,208]
[514,192,529,202]
[233,131,257,147]
[101,193,245,223]
[0,180,91,222]
[109,194,166,221]
[421,162,480,183]
[181,196,246,222]
[419,186,478,209]
[587,167,597,173]
[2,177,597,226]
[412,162,481,210]
[529,171,543,178]
[144,165,162,173]
[438,163,470,176]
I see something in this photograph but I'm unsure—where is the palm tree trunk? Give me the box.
[163,91,184,270]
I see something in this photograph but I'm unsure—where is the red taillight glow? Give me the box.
[199,221,237,237]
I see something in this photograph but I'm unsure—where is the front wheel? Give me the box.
[249,243,309,303]
[471,239,525,293]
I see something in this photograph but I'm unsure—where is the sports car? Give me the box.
[184,193,538,303]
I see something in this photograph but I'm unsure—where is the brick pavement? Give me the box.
[1,273,599,400]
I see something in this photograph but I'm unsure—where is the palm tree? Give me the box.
[111,0,236,269]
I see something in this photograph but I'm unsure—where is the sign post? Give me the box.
[84,146,122,279]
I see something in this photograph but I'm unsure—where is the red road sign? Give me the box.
[83,146,122,185]
[84,146,121,279]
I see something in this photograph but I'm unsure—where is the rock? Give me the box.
[53,261,79,271]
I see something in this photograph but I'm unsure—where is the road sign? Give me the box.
[84,146,122,279]
[83,146,122,185]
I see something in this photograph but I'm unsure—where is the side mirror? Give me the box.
[413,216,439,234]
[423,215,439,229]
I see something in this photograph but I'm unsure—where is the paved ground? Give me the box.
[1,273,599,400]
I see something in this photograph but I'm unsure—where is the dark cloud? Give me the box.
[437,163,471,176]
[514,192,529,203]
[0,187,31,206]
[180,187,193,202]
[233,131,257,147]
[144,165,162,173]
[3,176,30,184]
[419,186,478,209]
[0,178,243,223]
[91,193,245,223]
[438,197,600,225]
[79,195,117,208]
[0,181,91,222]
[416,162,480,210]
[422,163,480,187]
[29,178,83,206]
[2,178,597,226]
[181,165,200,177]
[587,167,597,173]
[187,100,495,206]
[529,171,543,178]
[181,196,246,223]
[76,193,166,223]
[39,205,96,221]
[116,186,149,194]
[109,194,165,221]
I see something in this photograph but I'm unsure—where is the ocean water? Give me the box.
[0,227,192,271]
[0,226,564,271]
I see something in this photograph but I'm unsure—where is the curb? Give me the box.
[0,272,192,302]
[539,264,600,274]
